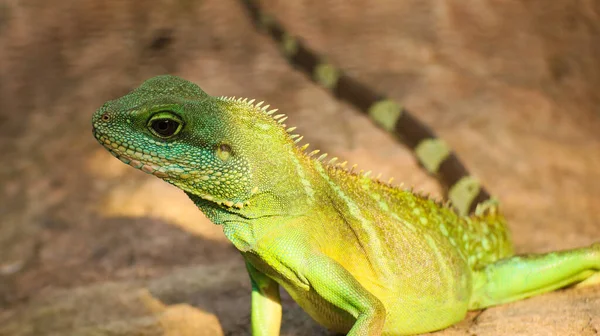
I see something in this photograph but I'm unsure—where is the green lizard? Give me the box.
[92,75,600,335]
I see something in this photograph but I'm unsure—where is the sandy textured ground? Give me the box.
[1,0,599,335]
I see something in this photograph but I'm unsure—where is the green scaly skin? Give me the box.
[92,75,600,336]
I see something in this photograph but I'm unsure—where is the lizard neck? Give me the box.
[185,150,326,252]
[186,145,322,226]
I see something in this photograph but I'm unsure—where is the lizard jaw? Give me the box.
[93,129,249,210]
[93,129,169,178]
[107,149,169,178]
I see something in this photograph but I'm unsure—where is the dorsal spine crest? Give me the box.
[222,95,408,204]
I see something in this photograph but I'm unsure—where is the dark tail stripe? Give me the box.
[239,0,491,215]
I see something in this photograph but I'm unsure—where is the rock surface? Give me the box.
[1,0,599,335]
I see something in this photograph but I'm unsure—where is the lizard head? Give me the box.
[92,75,301,212]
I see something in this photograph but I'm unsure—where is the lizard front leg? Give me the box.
[246,261,282,336]
[305,254,386,336]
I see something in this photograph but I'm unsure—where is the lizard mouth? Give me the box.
[93,129,169,178]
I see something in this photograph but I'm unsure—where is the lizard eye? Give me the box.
[148,112,183,138]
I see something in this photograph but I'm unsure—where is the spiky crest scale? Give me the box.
[217,95,463,215]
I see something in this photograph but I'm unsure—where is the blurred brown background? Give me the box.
[1,0,599,335]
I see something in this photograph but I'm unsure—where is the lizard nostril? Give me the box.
[101,113,110,121]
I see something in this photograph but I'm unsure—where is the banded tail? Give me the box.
[238,0,492,216]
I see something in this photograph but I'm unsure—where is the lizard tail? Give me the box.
[238,0,492,216]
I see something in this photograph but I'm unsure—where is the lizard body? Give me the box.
[92,75,600,335]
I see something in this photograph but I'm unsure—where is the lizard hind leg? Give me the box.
[469,243,600,310]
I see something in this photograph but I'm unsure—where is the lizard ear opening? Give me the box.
[216,143,232,161]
